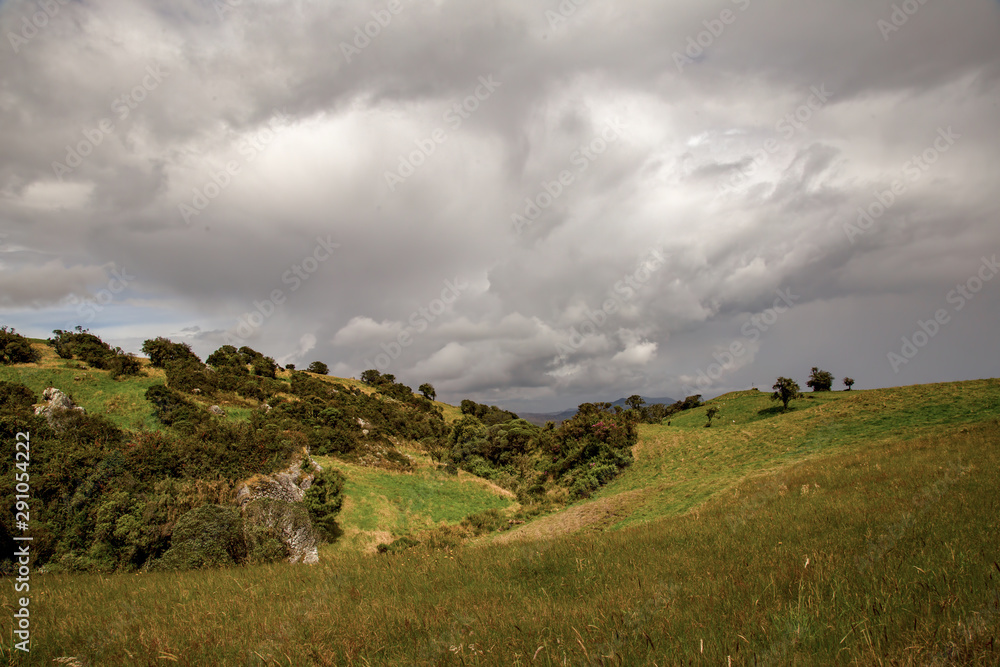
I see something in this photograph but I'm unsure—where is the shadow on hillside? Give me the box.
[757,406,797,418]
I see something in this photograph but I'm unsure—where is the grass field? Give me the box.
[1,362,998,664]
[316,452,514,554]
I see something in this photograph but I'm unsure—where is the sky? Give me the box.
[1,0,999,413]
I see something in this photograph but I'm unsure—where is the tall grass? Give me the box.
[3,418,996,665]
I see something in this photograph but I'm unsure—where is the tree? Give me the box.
[360,369,382,385]
[806,367,834,392]
[306,361,329,375]
[625,395,645,411]
[285,364,295,371]
[705,406,719,427]
[418,383,436,401]
[772,377,800,411]
[843,377,855,391]
[141,337,200,368]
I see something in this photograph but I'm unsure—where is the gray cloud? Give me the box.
[1,0,998,411]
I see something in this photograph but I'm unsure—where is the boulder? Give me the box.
[235,454,323,564]
[208,405,225,416]
[34,387,85,425]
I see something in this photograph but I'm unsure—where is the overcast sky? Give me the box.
[1,0,999,412]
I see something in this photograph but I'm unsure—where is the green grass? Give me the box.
[578,380,1000,529]
[315,452,513,553]
[2,362,998,665]
[0,343,280,431]
[5,418,996,665]
[0,343,168,432]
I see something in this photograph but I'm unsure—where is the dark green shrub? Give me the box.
[0,327,40,365]
[145,384,206,428]
[141,337,200,368]
[302,468,345,541]
[47,328,116,368]
[0,381,36,413]
[165,359,216,394]
[153,504,246,570]
[108,350,142,379]
[206,345,244,370]
[306,361,329,375]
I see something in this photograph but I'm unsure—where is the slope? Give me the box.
[496,379,1000,542]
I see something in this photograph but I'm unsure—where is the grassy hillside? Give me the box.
[497,380,1000,539]
[0,341,507,555]
[1,338,997,663]
[316,451,514,554]
[5,406,996,664]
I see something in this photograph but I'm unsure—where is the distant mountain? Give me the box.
[609,396,678,409]
[519,395,677,427]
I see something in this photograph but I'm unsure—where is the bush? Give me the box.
[145,384,207,428]
[108,351,143,379]
[807,367,834,392]
[141,337,200,368]
[0,327,40,365]
[0,381,36,413]
[302,468,345,541]
[47,328,116,368]
[165,359,216,394]
[206,345,245,371]
[306,361,329,375]
[153,504,246,570]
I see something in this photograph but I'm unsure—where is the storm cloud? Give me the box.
[2,0,998,411]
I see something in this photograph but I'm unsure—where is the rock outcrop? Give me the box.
[235,453,322,564]
[33,387,85,425]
